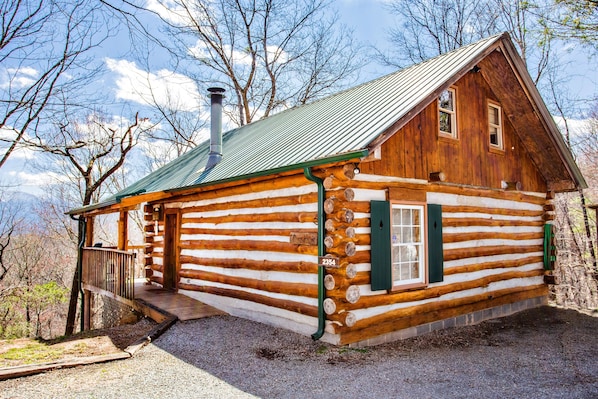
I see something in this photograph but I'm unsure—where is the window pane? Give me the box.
[411,262,420,279]
[440,111,452,133]
[489,105,499,125]
[439,90,453,111]
[490,127,499,145]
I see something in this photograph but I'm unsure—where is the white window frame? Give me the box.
[438,87,457,138]
[390,202,426,289]
[488,102,503,150]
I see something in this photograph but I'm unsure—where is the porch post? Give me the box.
[83,289,91,330]
[118,211,128,250]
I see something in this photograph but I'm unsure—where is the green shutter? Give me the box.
[371,200,392,291]
[543,224,556,270]
[427,204,444,283]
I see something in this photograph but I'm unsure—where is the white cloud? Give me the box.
[145,0,196,26]
[553,116,590,137]
[0,66,40,89]
[105,58,201,112]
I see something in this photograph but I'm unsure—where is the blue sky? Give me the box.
[0,0,595,198]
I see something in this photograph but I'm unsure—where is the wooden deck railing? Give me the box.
[82,247,136,301]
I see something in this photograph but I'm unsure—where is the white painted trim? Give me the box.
[181,248,317,263]
[443,212,542,222]
[180,264,318,285]
[443,238,543,250]
[443,225,542,234]
[180,279,317,306]
[355,263,371,272]
[351,188,387,201]
[184,202,317,218]
[181,221,316,230]
[177,184,317,209]
[180,234,290,243]
[427,192,543,211]
[444,251,544,268]
[442,262,542,285]
[179,289,330,340]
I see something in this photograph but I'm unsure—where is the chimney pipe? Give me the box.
[206,87,225,169]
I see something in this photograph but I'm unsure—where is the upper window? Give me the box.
[488,102,503,150]
[439,88,457,138]
[391,203,425,287]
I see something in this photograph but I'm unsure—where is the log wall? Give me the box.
[145,174,322,336]
[319,171,550,345]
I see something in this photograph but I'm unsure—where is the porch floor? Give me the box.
[135,282,227,321]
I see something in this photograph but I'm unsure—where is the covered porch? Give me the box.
[81,246,225,327]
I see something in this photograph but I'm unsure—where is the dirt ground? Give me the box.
[0,317,157,368]
[1,305,597,399]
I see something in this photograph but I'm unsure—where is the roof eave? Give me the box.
[67,149,369,216]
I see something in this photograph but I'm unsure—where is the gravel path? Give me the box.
[2,306,597,399]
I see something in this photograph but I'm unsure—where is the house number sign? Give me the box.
[318,256,340,268]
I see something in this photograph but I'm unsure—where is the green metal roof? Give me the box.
[115,35,502,197]
[70,32,584,215]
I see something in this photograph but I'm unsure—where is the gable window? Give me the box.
[439,88,457,138]
[391,203,425,287]
[488,102,503,150]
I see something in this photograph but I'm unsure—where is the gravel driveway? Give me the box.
[1,305,597,399]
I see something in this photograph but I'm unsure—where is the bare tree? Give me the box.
[539,0,598,53]
[380,0,499,67]
[0,190,25,282]
[0,0,117,168]
[24,112,153,207]
[104,0,366,127]
[381,0,553,83]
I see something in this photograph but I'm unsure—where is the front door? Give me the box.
[162,211,180,291]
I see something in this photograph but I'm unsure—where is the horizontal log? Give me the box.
[326,285,361,304]
[323,178,428,192]
[179,269,318,298]
[167,173,315,204]
[326,241,357,257]
[323,298,337,315]
[445,255,544,276]
[180,227,317,237]
[324,218,370,232]
[179,239,318,255]
[179,255,318,273]
[443,245,542,262]
[324,198,370,214]
[428,183,547,205]
[324,264,360,280]
[183,212,318,225]
[443,218,544,228]
[323,163,357,181]
[429,171,446,182]
[149,275,163,285]
[345,251,370,264]
[441,205,544,218]
[443,231,544,244]
[324,234,370,248]
[181,192,318,215]
[327,311,357,327]
[345,227,356,238]
[323,272,369,289]
[346,269,544,311]
[338,285,547,343]
[149,264,163,272]
[328,209,355,223]
[178,283,318,317]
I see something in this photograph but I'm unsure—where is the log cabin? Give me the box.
[70,33,586,346]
